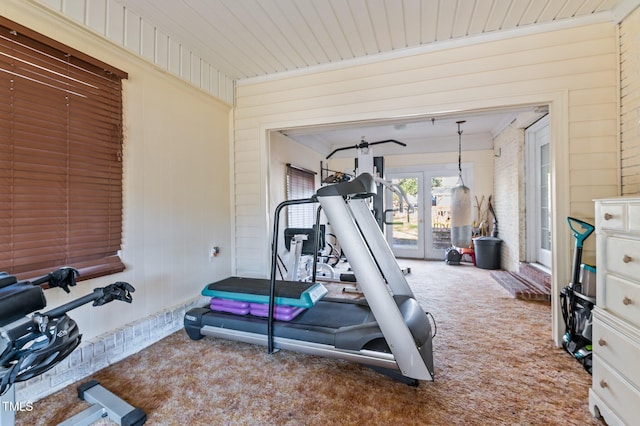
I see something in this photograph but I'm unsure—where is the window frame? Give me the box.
[0,17,128,283]
[286,164,317,229]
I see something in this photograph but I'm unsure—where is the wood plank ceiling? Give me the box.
[116,0,632,81]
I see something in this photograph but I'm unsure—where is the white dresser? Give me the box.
[590,198,640,425]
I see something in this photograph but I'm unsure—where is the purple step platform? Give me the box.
[210,298,250,315]
[209,297,306,321]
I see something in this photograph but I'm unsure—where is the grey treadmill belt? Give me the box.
[201,299,378,347]
[289,300,372,328]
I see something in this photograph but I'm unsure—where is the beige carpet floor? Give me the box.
[17,260,604,425]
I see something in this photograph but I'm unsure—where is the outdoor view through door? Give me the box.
[386,173,460,259]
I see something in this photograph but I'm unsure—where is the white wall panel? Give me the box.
[168,38,181,75]
[106,0,125,44]
[191,54,202,88]
[86,0,107,34]
[124,7,140,52]
[155,29,168,69]
[62,0,85,23]
[140,19,154,61]
[180,49,191,81]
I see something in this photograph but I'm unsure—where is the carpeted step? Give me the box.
[490,271,551,303]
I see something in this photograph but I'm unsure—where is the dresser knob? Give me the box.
[600,380,608,389]
[598,338,607,346]
[623,254,633,263]
[623,297,633,306]
[604,212,613,220]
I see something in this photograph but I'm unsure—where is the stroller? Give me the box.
[560,217,596,374]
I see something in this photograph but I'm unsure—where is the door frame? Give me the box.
[525,115,551,268]
[386,164,473,259]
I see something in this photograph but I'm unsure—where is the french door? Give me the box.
[526,115,551,268]
[384,173,425,258]
[384,170,461,259]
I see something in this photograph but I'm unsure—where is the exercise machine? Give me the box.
[324,138,407,230]
[278,226,354,284]
[0,268,144,426]
[185,173,435,384]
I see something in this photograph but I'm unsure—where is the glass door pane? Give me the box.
[427,175,459,259]
[537,136,551,266]
[385,173,424,258]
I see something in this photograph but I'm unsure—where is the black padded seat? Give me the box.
[0,283,46,327]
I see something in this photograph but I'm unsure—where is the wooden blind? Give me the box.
[286,164,316,228]
[0,18,128,281]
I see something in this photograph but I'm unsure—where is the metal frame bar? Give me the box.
[317,194,433,380]
[200,325,398,370]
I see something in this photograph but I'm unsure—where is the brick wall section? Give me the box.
[492,121,526,272]
[14,296,208,403]
[621,6,640,195]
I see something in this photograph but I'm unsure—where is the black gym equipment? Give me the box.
[185,173,435,385]
[325,138,406,160]
[0,269,144,426]
[324,138,408,231]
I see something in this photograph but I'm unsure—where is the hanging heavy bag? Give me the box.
[450,121,472,248]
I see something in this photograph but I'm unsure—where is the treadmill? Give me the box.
[184,173,434,384]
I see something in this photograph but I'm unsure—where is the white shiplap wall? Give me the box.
[234,22,620,344]
[3,0,233,402]
[33,0,234,105]
[621,6,640,194]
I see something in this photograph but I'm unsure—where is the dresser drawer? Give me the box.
[592,354,640,426]
[597,203,626,231]
[593,316,640,387]
[629,203,640,232]
[604,274,640,327]
[606,236,640,281]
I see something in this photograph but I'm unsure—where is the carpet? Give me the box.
[16,260,603,425]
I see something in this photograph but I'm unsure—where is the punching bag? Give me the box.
[450,121,472,248]
[450,180,472,247]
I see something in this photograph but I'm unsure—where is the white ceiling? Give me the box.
[117,0,636,81]
[115,0,639,155]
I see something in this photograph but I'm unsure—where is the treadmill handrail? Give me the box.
[269,196,319,353]
[316,173,376,198]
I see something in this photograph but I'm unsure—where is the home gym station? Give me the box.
[184,173,435,384]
